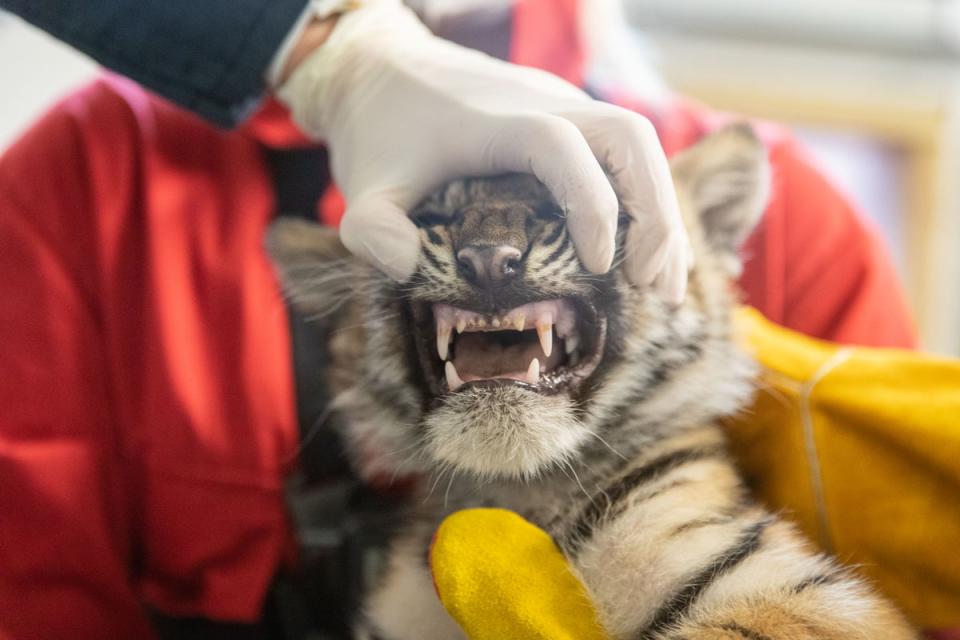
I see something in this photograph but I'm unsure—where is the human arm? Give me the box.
[0,0,308,127]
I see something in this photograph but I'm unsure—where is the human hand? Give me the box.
[277,0,690,302]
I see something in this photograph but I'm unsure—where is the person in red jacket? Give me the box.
[0,2,917,639]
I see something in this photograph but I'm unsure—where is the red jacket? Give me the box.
[0,2,915,638]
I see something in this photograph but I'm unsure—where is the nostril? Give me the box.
[494,248,523,278]
[500,249,520,277]
[458,245,523,288]
[457,248,482,283]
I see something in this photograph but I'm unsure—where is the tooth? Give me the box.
[556,303,576,339]
[477,317,486,328]
[513,314,525,331]
[492,317,501,329]
[456,317,467,334]
[437,324,451,361]
[536,320,553,358]
[445,361,464,392]
[565,332,580,355]
[526,357,540,384]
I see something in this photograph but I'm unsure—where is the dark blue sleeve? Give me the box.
[2,0,308,127]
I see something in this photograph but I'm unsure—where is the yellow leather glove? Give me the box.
[429,508,609,640]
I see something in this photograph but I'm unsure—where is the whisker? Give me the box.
[282,403,335,466]
[560,458,594,504]
[444,469,458,509]
[424,465,449,503]
[582,427,629,461]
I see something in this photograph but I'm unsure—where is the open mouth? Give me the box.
[412,298,606,396]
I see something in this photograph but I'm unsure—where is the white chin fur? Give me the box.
[422,386,587,480]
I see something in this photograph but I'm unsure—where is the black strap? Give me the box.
[265,147,402,638]
[263,145,353,482]
[264,146,331,221]
[286,306,353,482]
[267,146,357,639]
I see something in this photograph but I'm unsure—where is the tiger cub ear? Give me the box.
[670,123,770,276]
[265,218,358,318]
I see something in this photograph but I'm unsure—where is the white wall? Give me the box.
[0,12,98,151]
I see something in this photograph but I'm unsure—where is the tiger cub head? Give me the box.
[269,123,770,482]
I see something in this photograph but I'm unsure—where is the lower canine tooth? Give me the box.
[536,321,553,358]
[437,326,451,361]
[445,361,464,392]
[526,358,540,384]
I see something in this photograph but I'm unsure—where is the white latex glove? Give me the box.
[277,0,691,302]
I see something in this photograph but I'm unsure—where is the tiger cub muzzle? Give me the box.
[406,189,611,401]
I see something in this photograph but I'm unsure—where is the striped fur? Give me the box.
[268,123,916,639]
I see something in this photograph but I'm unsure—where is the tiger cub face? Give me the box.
[269,123,770,482]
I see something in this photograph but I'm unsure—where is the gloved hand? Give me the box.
[278,0,690,302]
[429,508,610,640]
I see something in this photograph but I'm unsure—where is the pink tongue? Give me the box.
[452,333,562,380]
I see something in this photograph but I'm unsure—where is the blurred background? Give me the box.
[2,1,959,353]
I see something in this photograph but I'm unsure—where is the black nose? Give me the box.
[457,245,523,289]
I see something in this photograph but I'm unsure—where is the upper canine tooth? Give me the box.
[536,320,553,358]
[513,314,525,331]
[437,324,451,361]
[526,357,540,384]
[445,361,464,392]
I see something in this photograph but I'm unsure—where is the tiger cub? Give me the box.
[268,123,916,639]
